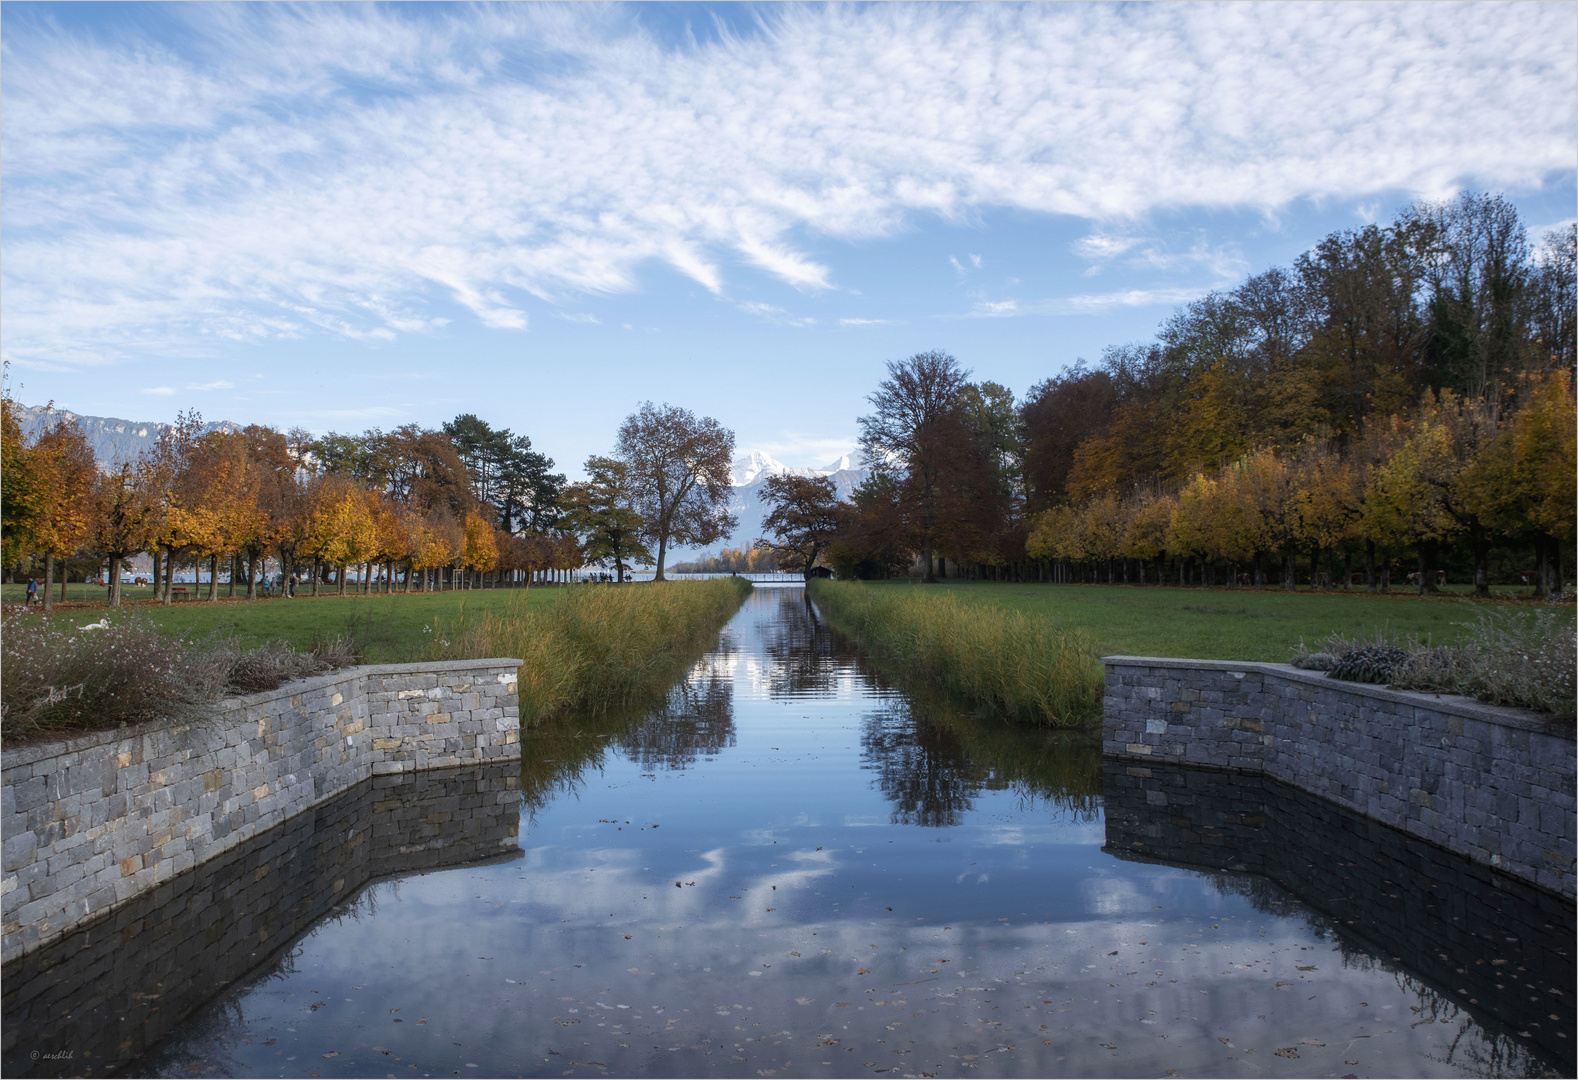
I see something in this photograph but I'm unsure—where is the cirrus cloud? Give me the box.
[2,1,1573,368]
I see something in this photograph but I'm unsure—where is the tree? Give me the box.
[92,462,154,607]
[300,474,376,596]
[461,511,499,587]
[561,455,652,583]
[28,419,99,609]
[857,350,971,581]
[1,392,47,569]
[756,474,844,579]
[614,402,736,581]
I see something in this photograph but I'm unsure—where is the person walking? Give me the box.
[25,576,38,607]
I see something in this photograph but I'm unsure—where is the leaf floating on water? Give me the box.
[1274,1048,1299,1059]
[322,1052,339,1058]
[1297,965,1317,971]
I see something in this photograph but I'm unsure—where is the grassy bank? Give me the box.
[3,588,560,663]
[438,577,751,724]
[809,579,1102,727]
[852,579,1573,662]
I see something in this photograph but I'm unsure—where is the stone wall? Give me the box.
[1104,761,1574,1074]
[1,658,521,963]
[3,762,522,1077]
[1102,656,1576,898]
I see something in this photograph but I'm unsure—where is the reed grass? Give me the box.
[809,580,1102,727]
[437,578,751,723]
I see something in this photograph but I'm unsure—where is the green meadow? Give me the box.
[853,579,1562,661]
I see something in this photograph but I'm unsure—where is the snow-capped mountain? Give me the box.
[673,450,870,562]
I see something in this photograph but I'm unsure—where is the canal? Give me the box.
[5,586,1572,1077]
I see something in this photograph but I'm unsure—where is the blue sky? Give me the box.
[3,1,1574,476]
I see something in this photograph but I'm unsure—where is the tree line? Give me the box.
[756,193,1575,596]
[2,395,739,609]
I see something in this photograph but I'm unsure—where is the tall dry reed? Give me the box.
[809,580,1102,727]
[437,578,750,723]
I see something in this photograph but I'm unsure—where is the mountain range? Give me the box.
[13,406,240,470]
[713,450,869,558]
[11,407,865,556]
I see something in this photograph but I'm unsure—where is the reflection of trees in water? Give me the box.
[862,707,980,827]
[861,694,1102,827]
[760,589,863,697]
[617,658,736,769]
[519,638,740,815]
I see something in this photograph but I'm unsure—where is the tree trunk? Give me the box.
[338,564,347,596]
[209,554,220,600]
[108,554,122,607]
[1472,528,1490,596]
[246,553,258,599]
[1417,542,1440,596]
[43,551,54,612]
[1283,549,1296,592]
[162,547,175,604]
[151,547,162,599]
[921,538,935,583]
[312,557,321,597]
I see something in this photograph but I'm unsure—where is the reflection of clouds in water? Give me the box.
[1080,874,1153,915]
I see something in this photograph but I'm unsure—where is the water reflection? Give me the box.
[7,587,1570,1079]
[2,764,520,1077]
[1104,761,1576,1075]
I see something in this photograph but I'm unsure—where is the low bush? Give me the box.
[1292,605,1576,717]
[808,580,1101,727]
[1,608,356,745]
[435,578,751,723]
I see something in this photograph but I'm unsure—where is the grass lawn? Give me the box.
[856,579,1571,662]
[3,586,562,663]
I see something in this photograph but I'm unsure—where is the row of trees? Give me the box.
[756,194,1575,595]
[2,389,743,607]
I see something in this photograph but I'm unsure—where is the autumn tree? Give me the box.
[561,455,651,584]
[28,419,99,609]
[858,351,971,581]
[756,474,844,579]
[614,402,735,581]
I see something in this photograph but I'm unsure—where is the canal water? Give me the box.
[5,586,1572,1078]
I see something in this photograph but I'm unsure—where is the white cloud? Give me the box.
[141,386,176,395]
[837,317,891,326]
[187,379,234,391]
[964,286,1213,318]
[556,312,601,325]
[1073,234,1141,260]
[2,2,1572,367]
[735,301,816,328]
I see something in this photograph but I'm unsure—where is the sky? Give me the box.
[3,1,1575,477]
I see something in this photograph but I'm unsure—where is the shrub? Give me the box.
[808,580,1101,727]
[1292,605,1575,717]
[1,608,355,744]
[435,578,751,723]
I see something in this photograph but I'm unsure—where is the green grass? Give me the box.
[810,580,1103,727]
[437,578,752,723]
[851,579,1572,662]
[5,587,568,663]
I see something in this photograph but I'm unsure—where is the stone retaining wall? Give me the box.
[1103,761,1574,1072]
[1,658,521,963]
[3,762,521,1076]
[1102,656,1576,897]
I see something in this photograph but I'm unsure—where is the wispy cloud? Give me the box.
[837,317,892,327]
[2,2,1572,367]
[188,379,234,391]
[965,286,1214,318]
[736,301,816,328]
